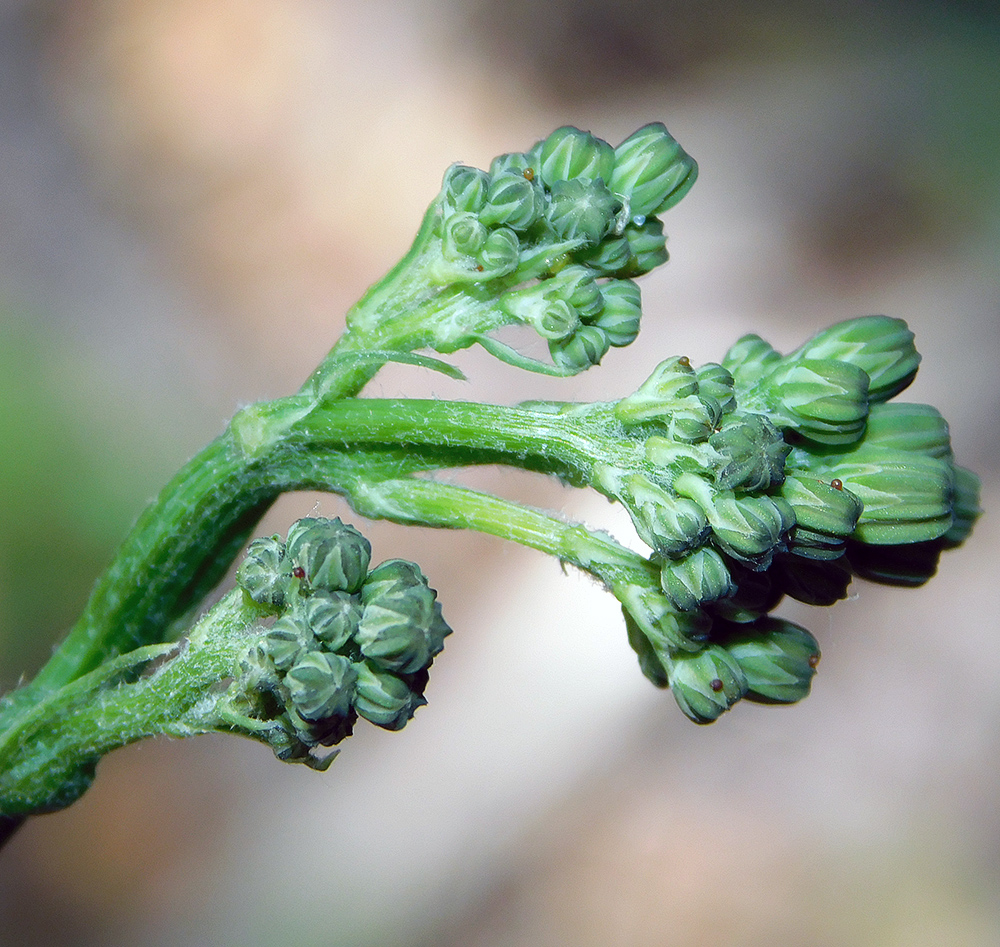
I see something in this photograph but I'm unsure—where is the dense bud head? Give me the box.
[442,212,488,260]
[723,619,820,704]
[585,279,641,347]
[722,334,781,390]
[284,651,357,721]
[294,590,362,651]
[610,122,697,219]
[480,173,544,231]
[477,227,520,276]
[547,177,622,246]
[695,362,737,416]
[352,660,427,730]
[660,547,734,612]
[709,413,790,492]
[944,465,982,547]
[623,473,709,556]
[285,517,372,594]
[823,452,955,544]
[538,126,615,187]
[549,325,610,372]
[441,163,490,214]
[621,218,668,276]
[859,402,952,459]
[780,474,863,539]
[762,359,870,445]
[236,535,288,608]
[668,645,748,723]
[789,316,920,402]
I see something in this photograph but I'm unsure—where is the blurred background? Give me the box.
[1,0,998,944]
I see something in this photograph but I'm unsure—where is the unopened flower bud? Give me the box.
[538,126,615,187]
[295,590,363,651]
[709,414,790,492]
[775,553,853,604]
[661,547,734,611]
[477,226,520,276]
[788,315,920,403]
[480,173,544,231]
[615,355,699,425]
[610,122,697,219]
[549,325,610,372]
[352,660,427,730]
[442,212,488,260]
[695,362,737,416]
[441,163,490,214]
[584,279,641,347]
[623,473,709,556]
[285,651,357,721]
[722,618,820,704]
[489,150,535,178]
[285,517,372,594]
[759,359,870,445]
[547,178,622,246]
[617,579,711,656]
[722,334,781,390]
[859,402,952,459]
[576,234,633,276]
[668,645,747,724]
[780,473,863,539]
[237,535,288,608]
[621,218,668,276]
[262,615,310,671]
[944,465,982,547]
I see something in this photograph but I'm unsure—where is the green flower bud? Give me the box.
[584,279,641,347]
[610,122,697,219]
[617,579,711,656]
[760,358,870,445]
[615,355,699,425]
[285,517,371,594]
[721,334,781,390]
[709,414,790,493]
[284,651,357,721]
[480,172,544,231]
[826,452,955,544]
[236,535,288,608]
[361,559,426,601]
[477,226,520,277]
[695,362,737,416]
[533,299,580,340]
[722,618,819,704]
[943,465,981,547]
[661,547,734,612]
[547,177,622,246]
[260,614,312,671]
[538,126,615,187]
[859,402,952,459]
[667,645,747,724]
[352,660,427,730]
[549,325,610,372]
[622,473,709,557]
[489,150,536,179]
[643,436,717,478]
[775,552,853,604]
[294,590,362,651]
[575,234,633,276]
[780,473,863,539]
[557,264,605,318]
[787,315,920,403]
[356,561,451,673]
[845,537,943,588]
[441,163,490,214]
[621,218,668,276]
[442,211,488,260]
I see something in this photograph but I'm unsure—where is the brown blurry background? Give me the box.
[1,1,998,945]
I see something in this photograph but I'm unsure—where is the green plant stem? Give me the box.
[0,590,268,817]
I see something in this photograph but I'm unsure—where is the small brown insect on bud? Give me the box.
[291,566,306,579]
[709,678,724,692]
[830,479,843,490]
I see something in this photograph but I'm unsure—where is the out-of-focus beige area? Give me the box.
[0,1,998,944]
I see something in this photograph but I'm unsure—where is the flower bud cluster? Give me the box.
[234,518,450,763]
[435,124,696,372]
[604,316,979,723]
